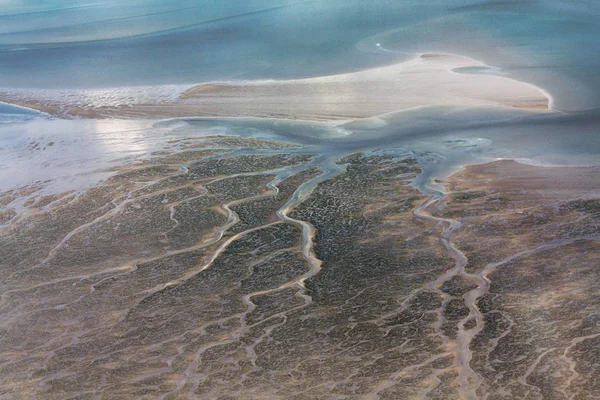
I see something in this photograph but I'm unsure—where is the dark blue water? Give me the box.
[0,0,599,111]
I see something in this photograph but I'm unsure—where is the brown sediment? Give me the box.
[10,101,62,116]
[9,101,102,119]
[179,84,243,98]
[0,209,16,224]
[7,99,358,122]
[446,160,600,201]
[1,139,598,397]
[432,160,600,398]
[516,103,550,110]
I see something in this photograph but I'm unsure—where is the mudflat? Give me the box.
[1,135,598,398]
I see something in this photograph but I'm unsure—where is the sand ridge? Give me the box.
[0,53,550,121]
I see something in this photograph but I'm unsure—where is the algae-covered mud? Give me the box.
[1,118,600,398]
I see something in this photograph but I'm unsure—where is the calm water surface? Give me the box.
[0,0,598,110]
[0,0,599,191]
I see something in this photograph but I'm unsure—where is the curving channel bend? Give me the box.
[413,181,487,400]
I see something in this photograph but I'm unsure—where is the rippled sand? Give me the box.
[0,53,549,121]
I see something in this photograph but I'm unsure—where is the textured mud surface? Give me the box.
[1,140,599,399]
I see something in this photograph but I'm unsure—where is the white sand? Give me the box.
[0,53,550,120]
[177,53,550,118]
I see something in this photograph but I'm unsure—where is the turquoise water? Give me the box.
[0,102,46,123]
[1,1,599,192]
[0,1,599,111]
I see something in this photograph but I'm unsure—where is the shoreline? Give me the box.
[0,100,49,115]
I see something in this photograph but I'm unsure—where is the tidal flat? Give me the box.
[1,1,600,398]
[1,134,599,399]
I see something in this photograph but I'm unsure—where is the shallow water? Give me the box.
[0,102,46,124]
[0,0,599,112]
[0,0,599,197]
[2,106,599,201]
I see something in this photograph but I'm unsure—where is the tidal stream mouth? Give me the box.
[413,182,484,400]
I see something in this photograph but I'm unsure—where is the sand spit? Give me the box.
[0,53,549,121]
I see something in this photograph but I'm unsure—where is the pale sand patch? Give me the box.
[0,53,550,120]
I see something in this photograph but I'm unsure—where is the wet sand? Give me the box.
[433,160,600,398]
[0,53,550,121]
[447,160,600,201]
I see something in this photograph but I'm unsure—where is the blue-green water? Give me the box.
[0,102,46,123]
[1,0,599,192]
[0,0,599,111]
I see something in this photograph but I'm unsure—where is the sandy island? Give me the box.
[0,53,550,121]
